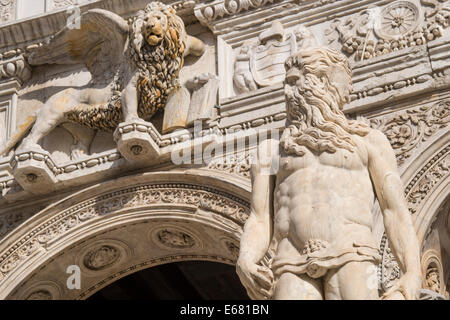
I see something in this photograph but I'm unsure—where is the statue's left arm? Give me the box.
[366,129,422,300]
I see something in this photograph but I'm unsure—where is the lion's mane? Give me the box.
[129,2,187,120]
[67,2,187,131]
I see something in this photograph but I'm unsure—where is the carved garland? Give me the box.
[0,183,250,283]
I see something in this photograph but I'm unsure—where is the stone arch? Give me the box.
[377,133,449,292]
[0,170,251,300]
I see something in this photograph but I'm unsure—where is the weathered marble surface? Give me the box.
[0,0,448,300]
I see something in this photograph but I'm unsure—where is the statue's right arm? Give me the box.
[239,140,275,263]
[238,159,274,265]
[236,139,276,299]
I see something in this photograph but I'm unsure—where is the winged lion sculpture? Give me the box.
[1,1,205,159]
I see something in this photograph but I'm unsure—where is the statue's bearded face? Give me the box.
[143,12,167,46]
[281,47,369,156]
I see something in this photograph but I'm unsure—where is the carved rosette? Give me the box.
[220,238,240,258]
[370,100,450,166]
[375,1,423,40]
[19,281,62,300]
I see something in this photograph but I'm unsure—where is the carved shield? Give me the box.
[250,33,297,87]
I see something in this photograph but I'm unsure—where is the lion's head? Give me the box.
[130,2,186,60]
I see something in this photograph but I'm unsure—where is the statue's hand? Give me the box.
[382,272,422,300]
[236,259,274,300]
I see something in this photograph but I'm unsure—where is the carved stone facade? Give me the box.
[0,0,448,300]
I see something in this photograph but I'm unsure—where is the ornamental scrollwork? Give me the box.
[370,100,450,166]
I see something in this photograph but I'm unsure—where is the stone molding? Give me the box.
[77,254,235,299]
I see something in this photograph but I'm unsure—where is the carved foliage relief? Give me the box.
[370,100,450,166]
[325,0,450,61]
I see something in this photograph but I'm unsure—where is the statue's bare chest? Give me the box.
[277,141,369,182]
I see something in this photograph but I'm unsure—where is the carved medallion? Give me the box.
[26,290,52,300]
[375,1,422,40]
[421,250,445,295]
[83,245,121,271]
[224,240,240,258]
[157,229,196,249]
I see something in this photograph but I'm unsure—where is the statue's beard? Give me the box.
[281,84,369,156]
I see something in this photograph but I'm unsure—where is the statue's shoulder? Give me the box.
[363,128,391,149]
[361,127,396,163]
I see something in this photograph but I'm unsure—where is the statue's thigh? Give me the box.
[273,272,323,300]
[324,261,379,300]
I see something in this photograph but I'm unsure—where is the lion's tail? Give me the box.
[0,115,36,156]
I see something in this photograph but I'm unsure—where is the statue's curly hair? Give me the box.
[281,47,369,156]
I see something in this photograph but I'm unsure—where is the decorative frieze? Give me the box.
[326,0,450,61]
[194,0,283,27]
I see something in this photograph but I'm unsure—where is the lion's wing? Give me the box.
[28,9,129,83]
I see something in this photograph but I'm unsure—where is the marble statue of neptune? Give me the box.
[236,46,422,300]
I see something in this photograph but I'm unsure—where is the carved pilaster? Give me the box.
[0,0,16,25]
[0,55,31,158]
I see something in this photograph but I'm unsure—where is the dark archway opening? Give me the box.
[88,261,249,300]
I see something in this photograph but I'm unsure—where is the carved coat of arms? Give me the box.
[233,21,317,94]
